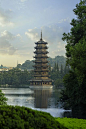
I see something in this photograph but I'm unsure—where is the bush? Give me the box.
[0,105,67,129]
[0,90,8,105]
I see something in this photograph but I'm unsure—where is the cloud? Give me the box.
[16,34,22,38]
[0,30,32,57]
[25,20,69,43]
[0,8,14,27]
[25,28,39,41]
[51,41,66,56]
[25,21,70,57]
[0,30,16,55]
[1,30,15,40]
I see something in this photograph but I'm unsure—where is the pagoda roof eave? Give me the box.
[34,46,48,49]
[33,56,49,58]
[35,41,48,44]
[30,79,52,82]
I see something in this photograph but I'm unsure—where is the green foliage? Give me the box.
[61,0,86,117]
[48,56,66,68]
[0,105,67,129]
[54,79,64,88]
[0,90,7,105]
[60,71,79,109]
[0,68,33,86]
[17,60,34,70]
[49,62,70,88]
[62,0,86,60]
[0,56,66,88]
[69,39,86,84]
[56,117,86,129]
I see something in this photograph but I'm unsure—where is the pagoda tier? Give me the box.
[33,65,49,68]
[34,69,49,72]
[34,55,48,58]
[34,51,49,54]
[34,46,48,49]
[35,41,48,44]
[30,32,52,88]
[34,73,49,76]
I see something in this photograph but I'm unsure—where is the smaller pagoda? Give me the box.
[30,32,52,88]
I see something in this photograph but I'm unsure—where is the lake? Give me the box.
[1,87,71,117]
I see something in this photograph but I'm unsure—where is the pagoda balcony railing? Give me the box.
[33,65,48,68]
[33,55,48,58]
[34,69,49,72]
[33,64,48,66]
[35,41,48,44]
[34,51,49,54]
[33,60,48,63]
[34,46,48,49]
[30,79,52,82]
[34,74,49,77]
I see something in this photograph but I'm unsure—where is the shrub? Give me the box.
[0,90,7,105]
[0,105,67,129]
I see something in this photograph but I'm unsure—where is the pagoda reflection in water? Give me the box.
[34,89,52,108]
[30,32,52,88]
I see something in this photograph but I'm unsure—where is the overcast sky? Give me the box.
[0,0,80,67]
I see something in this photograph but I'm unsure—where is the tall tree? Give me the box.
[61,0,86,118]
[56,63,59,72]
[62,0,86,60]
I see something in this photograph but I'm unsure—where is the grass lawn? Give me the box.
[56,117,86,129]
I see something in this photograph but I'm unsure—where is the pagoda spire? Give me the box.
[40,31,42,41]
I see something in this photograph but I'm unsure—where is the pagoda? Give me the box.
[30,32,52,88]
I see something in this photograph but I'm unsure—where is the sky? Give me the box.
[0,0,80,67]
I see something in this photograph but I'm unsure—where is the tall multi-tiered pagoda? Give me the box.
[30,32,52,88]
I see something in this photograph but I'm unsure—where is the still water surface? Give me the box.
[1,88,71,117]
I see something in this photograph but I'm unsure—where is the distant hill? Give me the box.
[17,56,66,70]
[17,60,34,70]
[48,56,66,68]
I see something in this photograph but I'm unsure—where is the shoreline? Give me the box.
[0,85,30,88]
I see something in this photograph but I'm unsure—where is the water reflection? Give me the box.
[1,88,68,117]
[34,89,52,108]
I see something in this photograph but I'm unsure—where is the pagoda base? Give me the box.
[29,85,53,89]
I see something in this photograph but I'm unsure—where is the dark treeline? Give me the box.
[0,56,67,87]
[0,64,69,88]
[49,63,70,88]
[0,68,33,86]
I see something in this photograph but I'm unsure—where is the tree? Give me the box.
[70,39,86,83]
[0,90,8,105]
[0,64,3,68]
[0,74,3,85]
[62,0,86,60]
[17,64,21,69]
[61,0,86,118]
[60,64,63,77]
[56,63,59,72]
[54,79,64,88]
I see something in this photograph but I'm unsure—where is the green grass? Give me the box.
[56,117,86,129]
